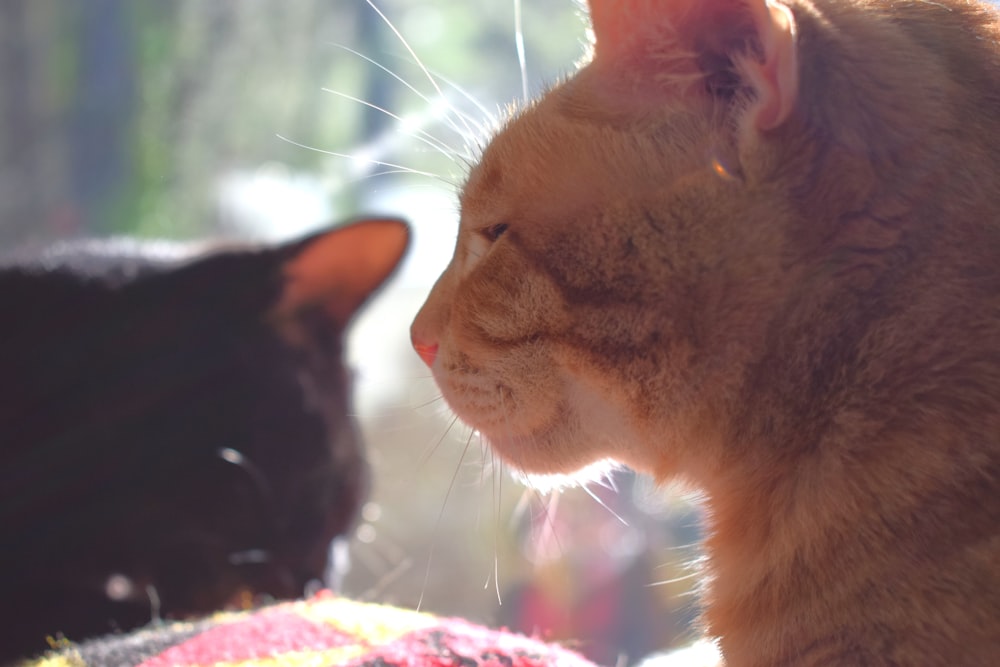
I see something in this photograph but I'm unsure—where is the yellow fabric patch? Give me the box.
[297,597,438,645]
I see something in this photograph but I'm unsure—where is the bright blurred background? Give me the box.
[0,1,703,664]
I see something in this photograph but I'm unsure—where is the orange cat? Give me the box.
[411,0,1000,663]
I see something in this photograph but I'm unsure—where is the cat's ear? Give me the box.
[587,0,798,130]
[274,217,410,326]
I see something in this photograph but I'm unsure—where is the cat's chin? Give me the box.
[510,458,622,493]
[440,369,637,481]
[480,428,612,480]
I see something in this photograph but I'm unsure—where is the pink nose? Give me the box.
[413,340,439,367]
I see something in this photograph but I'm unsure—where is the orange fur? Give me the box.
[411,0,1000,663]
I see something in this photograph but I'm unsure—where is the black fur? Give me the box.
[0,220,408,662]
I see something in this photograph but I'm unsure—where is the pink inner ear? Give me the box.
[740,0,799,130]
[277,218,409,326]
[587,0,799,130]
[588,0,699,62]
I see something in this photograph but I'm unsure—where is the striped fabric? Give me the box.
[26,592,598,667]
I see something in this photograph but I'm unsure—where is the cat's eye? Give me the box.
[482,222,509,242]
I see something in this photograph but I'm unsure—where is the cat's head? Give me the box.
[412,0,986,481]
[0,218,408,649]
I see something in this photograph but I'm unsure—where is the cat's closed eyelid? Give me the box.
[480,222,510,242]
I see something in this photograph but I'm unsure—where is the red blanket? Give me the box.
[26,592,600,667]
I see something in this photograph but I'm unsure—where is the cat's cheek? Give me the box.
[436,355,633,476]
[434,350,562,437]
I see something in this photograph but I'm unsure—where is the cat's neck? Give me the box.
[635,247,1000,664]
[695,384,1000,664]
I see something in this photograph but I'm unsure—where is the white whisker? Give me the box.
[646,569,701,588]
[509,485,533,529]
[320,88,463,163]
[581,482,629,526]
[363,0,479,140]
[419,67,499,137]
[419,413,461,466]
[594,470,620,493]
[327,42,485,149]
[532,489,565,563]
[658,541,707,553]
[417,427,476,612]
[479,430,491,466]
[513,0,529,102]
[482,448,494,589]
[358,556,414,602]
[275,134,440,179]
[350,169,457,187]
[475,434,489,531]
[412,394,446,410]
[491,458,503,605]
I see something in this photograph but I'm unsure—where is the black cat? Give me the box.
[0,217,409,662]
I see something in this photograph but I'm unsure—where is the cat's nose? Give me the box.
[410,287,444,368]
[412,339,439,367]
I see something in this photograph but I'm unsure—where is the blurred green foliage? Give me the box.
[0,0,583,242]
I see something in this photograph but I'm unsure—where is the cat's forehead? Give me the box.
[462,87,711,226]
[464,95,596,208]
